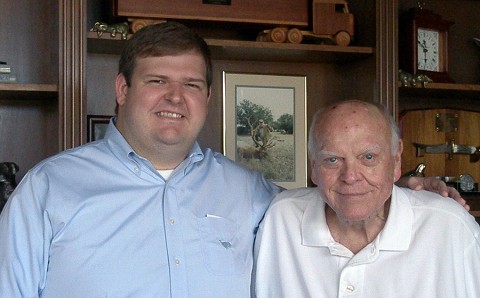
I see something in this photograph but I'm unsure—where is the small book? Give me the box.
[0,73,17,83]
[0,64,11,74]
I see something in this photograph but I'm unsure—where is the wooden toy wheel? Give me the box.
[287,28,303,44]
[269,27,288,43]
[129,18,166,33]
[334,31,351,46]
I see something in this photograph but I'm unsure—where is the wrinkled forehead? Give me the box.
[323,101,383,125]
[315,101,389,141]
[328,101,376,118]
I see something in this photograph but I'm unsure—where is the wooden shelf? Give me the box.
[87,32,374,63]
[399,82,480,113]
[0,83,58,101]
[399,82,480,99]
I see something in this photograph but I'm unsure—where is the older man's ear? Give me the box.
[393,139,403,182]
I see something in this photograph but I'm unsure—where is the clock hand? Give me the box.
[424,46,427,63]
[418,39,428,49]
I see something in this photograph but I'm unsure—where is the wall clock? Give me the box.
[399,6,454,83]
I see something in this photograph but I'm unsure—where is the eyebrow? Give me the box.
[316,150,337,156]
[361,145,380,152]
[316,145,380,157]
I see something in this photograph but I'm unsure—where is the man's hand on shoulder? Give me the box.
[396,176,470,211]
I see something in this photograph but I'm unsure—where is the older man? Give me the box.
[253,100,480,297]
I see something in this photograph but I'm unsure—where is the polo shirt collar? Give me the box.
[301,185,413,252]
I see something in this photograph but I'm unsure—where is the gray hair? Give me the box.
[307,100,401,161]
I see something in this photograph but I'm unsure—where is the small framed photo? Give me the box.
[223,72,307,189]
[87,115,112,142]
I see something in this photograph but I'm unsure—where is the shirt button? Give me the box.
[346,285,355,293]
[133,166,139,172]
[169,218,175,225]
[175,258,181,265]
[371,245,376,254]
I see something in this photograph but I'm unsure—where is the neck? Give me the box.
[326,199,390,254]
[152,148,188,170]
[133,142,190,170]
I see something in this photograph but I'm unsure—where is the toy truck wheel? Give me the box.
[130,18,166,33]
[269,27,288,43]
[287,28,303,44]
[334,31,351,46]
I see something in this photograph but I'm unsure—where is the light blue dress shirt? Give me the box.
[0,120,281,297]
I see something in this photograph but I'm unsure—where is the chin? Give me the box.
[337,207,374,222]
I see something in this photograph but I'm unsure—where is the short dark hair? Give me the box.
[118,22,212,88]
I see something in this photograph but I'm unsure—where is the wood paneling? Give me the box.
[115,0,308,26]
[400,109,480,183]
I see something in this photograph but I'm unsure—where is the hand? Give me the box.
[396,176,470,211]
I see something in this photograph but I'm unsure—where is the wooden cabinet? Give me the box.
[0,0,392,181]
[396,0,480,114]
[85,0,382,154]
[0,0,84,179]
[401,109,480,182]
[396,1,480,165]
[395,0,480,214]
[2,0,479,191]
[0,1,60,179]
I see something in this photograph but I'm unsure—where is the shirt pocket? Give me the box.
[198,215,247,275]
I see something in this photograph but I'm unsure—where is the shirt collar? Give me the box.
[178,142,204,176]
[301,185,413,252]
[104,118,136,163]
[377,185,413,251]
[103,117,205,177]
[301,190,331,246]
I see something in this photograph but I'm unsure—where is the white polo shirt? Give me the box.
[253,186,480,298]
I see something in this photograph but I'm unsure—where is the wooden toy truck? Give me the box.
[115,0,355,46]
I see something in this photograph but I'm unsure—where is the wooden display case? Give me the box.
[115,0,308,26]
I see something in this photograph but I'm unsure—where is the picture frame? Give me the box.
[223,72,307,189]
[87,115,112,142]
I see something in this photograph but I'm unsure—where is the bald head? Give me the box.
[308,100,400,161]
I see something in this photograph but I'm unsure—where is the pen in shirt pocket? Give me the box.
[205,214,223,218]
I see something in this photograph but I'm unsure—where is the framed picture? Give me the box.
[87,115,112,142]
[223,72,307,189]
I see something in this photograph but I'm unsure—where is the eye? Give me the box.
[327,157,338,163]
[185,80,207,91]
[318,156,338,164]
[148,78,166,84]
[361,152,380,166]
[185,82,201,89]
[318,156,341,169]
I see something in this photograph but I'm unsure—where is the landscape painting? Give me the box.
[223,72,307,189]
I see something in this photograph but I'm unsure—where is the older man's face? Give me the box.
[310,102,402,222]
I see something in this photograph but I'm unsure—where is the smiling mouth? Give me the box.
[156,112,183,119]
[336,190,369,197]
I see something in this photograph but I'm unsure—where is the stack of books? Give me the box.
[0,61,16,83]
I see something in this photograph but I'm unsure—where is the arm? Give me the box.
[0,175,49,297]
[396,176,470,211]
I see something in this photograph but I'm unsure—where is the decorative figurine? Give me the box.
[404,163,427,177]
[90,22,130,40]
[399,69,433,87]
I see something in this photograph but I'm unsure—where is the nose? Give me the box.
[165,81,183,103]
[339,160,361,184]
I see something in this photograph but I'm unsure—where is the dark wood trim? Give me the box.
[59,0,86,150]
[376,0,398,119]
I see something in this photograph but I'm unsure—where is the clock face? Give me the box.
[417,28,440,72]
[459,174,476,192]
